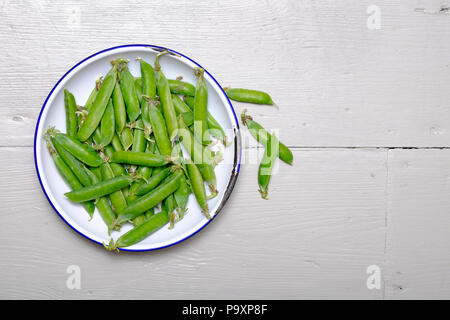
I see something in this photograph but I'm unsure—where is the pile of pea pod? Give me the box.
[45,51,229,251]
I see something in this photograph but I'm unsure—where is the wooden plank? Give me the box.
[1,0,450,147]
[385,149,450,299]
[0,147,386,299]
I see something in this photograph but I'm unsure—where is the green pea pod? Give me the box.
[186,160,210,219]
[104,146,127,177]
[77,72,116,141]
[52,138,92,187]
[129,140,155,197]
[140,59,156,99]
[84,82,99,110]
[132,119,146,153]
[120,68,140,122]
[134,77,143,106]
[96,196,119,234]
[120,127,133,151]
[258,133,279,200]
[135,166,172,196]
[171,173,190,228]
[116,170,182,225]
[111,134,124,152]
[147,99,172,156]
[225,87,274,105]
[177,116,217,197]
[110,151,170,167]
[84,167,120,233]
[168,79,195,96]
[65,175,134,202]
[174,173,190,213]
[177,115,214,165]
[47,142,95,217]
[172,94,191,114]
[54,132,103,167]
[241,110,293,165]
[112,82,127,134]
[183,96,226,142]
[155,52,178,141]
[109,210,169,250]
[90,166,103,181]
[101,163,128,213]
[132,207,155,227]
[193,68,211,145]
[132,214,147,227]
[64,89,78,138]
[164,194,179,229]
[98,99,115,148]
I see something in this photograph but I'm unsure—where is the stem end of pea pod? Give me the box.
[202,206,212,220]
[207,184,218,200]
[258,188,269,200]
[194,67,204,78]
[43,126,60,141]
[103,238,119,252]
[240,109,253,127]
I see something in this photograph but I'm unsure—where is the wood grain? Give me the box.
[1,0,450,299]
[0,147,386,299]
[1,0,450,147]
[385,149,450,299]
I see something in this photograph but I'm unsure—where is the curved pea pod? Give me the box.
[115,170,182,225]
[65,175,134,202]
[183,96,226,143]
[112,82,127,134]
[168,79,195,96]
[193,68,211,145]
[84,79,100,110]
[134,166,172,196]
[46,142,95,217]
[225,87,274,105]
[77,72,116,141]
[241,109,293,165]
[110,151,171,167]
[54,132,103,167]
[171,95,194,127]
[147,99,172,156]
[98,99,115,148]
[52,138,92,187]
[100,163,128,213]
[64,89,78,138]
[258,133,279,200]
[120,127,133,151]
[120,68,140,122]
[155,52,178,140]
[186,160,210,219]
[107,210,170,250]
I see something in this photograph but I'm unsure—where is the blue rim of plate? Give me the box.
[34,44,242,252]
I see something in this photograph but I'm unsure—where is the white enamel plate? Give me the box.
[34,45,241,251]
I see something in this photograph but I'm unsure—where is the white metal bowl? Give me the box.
[34,44,241,251]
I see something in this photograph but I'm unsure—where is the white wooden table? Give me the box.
[1,0,450,299]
